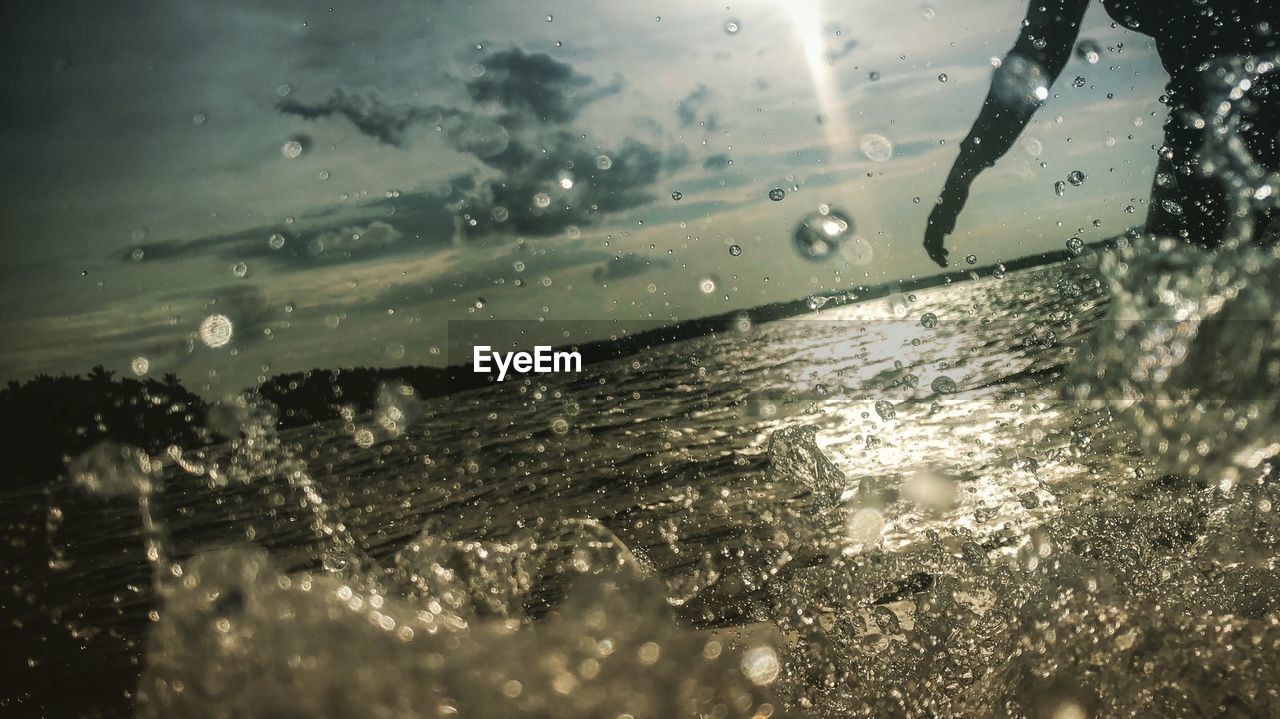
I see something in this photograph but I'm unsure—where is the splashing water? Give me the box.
[26,51,1280,719]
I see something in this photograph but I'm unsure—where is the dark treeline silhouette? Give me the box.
[0,367,213,717]
[1,366,212,488]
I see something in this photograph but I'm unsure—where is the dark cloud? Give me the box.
[452,133,682,237]
[467,48,622,125]
[703,153,732,170]
[277,48,618,147]
[278,89,459,147]
[675,84,719,130]
[280,46,684,242]
[120,196,459,269]
[591,253,671,284]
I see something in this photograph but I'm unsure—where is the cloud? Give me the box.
[675,84,719,130]
[278,47,682,242]
[467,48,622,125]
[120,199,457,270]
[278,89,457,148]
[278,48,619,148]
[703,153,732,169]
[826,38,859,63]
[373,242,611,307]
[591,253,672,284]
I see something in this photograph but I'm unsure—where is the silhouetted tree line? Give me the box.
[1,366,211,488]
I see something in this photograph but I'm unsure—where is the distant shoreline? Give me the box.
[2,237,1116,434]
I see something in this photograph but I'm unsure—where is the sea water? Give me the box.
[22,55,1280,719]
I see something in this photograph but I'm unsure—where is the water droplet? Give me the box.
[965,254,978,265]
[992,54,1050,106]
[1066,236,1085,254]
[232,262,249,278]
[724,18,741,34]
[869,70,881,81]
[1072,76,1086,88]
[919,5,936,20]
[671,190,683,201]
[728,244,743,256]
[931,376,958,394]
[1075,39,1102,64]
[550,417,570,435]
[473,297,487,309]
[452,120,509,157]
[740,646,780,685]
[874,399,897,420]
[1068,170,1086,186]
[860,133,894,162]
[268,232,286,250]
[846,507,885,549]
[768,187,786,201]
[199,314,234,348]
[533,192,552,209]
[192,112,208,126]
[594,154,612,170]
[792,206,854,262]
[1054,181,1066,197]
[938,73,948,83]
[281,140,304,159]
[131,356,150,376]
[920,312,939,328]
[698,277,717,294]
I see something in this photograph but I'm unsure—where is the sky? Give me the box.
[0,0,1170,393]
